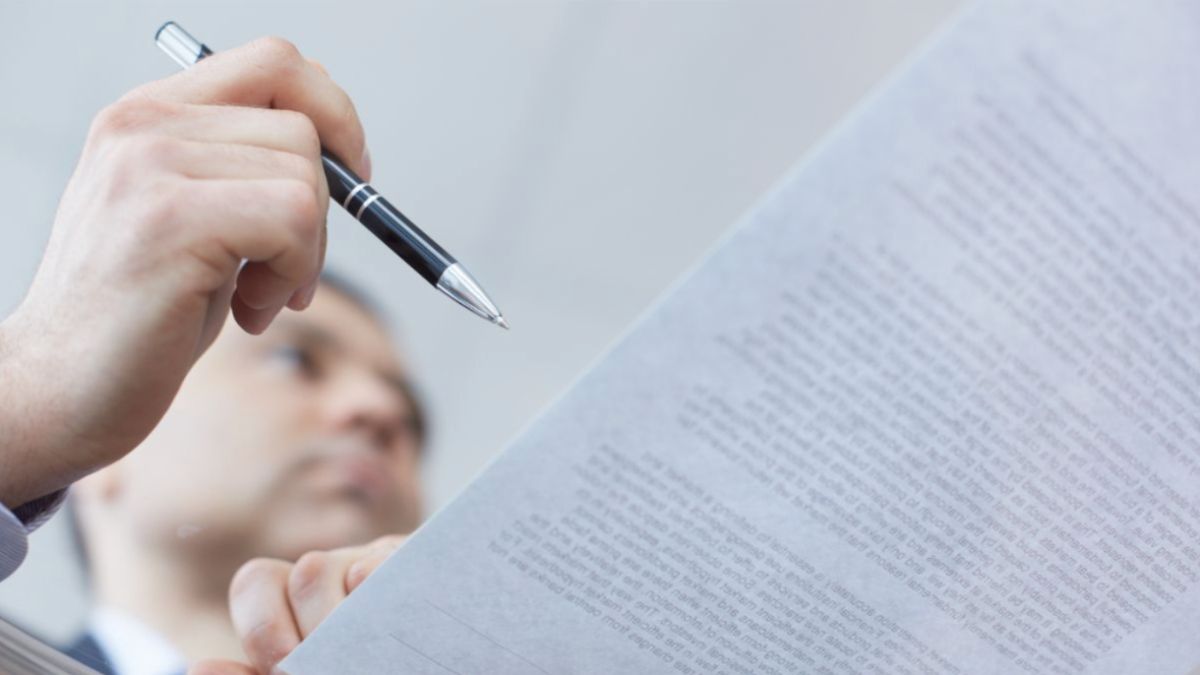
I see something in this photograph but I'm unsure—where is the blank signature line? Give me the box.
[422,599,553,675]
[389,633,466,675]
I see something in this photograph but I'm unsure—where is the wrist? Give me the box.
[0,306,82,508]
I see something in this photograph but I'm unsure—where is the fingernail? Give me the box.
[361,146,372,181]
[245,304,284,335]
[346,561,368,590]
[285,279,319,311]
[299,280,318,308]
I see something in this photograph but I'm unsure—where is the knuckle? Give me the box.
[89,104,129,138]
[90,100,140,137]
[278,110,321,158]
[281,150,317,183]
[252,36,303,69]
[138,179,184,226]
[306,57,330,76]
[94,134,179,204]
[278,180,322,233]
[230,557,283,596]
[90,96,176,139]
[126,134,178,165]
[288,551,329,598]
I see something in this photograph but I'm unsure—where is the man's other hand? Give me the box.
[189,534,405,675]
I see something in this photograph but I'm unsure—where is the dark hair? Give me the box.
[319,269,387,321]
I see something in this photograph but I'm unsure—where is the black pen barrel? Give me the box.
[321,154,454,285]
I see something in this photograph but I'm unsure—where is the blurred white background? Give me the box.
[0,0,959,642]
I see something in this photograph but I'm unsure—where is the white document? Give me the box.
[284,1,1200,673]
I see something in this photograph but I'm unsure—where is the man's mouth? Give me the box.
[327,452,389,505]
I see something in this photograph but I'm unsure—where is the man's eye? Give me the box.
[267,345,319,377]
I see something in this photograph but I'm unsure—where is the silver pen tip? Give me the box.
[435,263,507,329]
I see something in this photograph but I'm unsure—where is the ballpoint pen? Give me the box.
[154,21,508,329]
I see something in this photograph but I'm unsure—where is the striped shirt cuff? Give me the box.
[0,490,67,581]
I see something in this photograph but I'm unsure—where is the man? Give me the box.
[0,35,419,674]
[63,274,425,674]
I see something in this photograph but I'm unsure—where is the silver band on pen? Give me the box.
[342,182,370,209]
[355,194,382,220]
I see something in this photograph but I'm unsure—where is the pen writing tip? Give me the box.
[496,316,510,330]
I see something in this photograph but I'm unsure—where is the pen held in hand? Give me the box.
[155,21,509,329]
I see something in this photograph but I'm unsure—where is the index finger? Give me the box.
[229,558,303,674]
[137,36,369,179]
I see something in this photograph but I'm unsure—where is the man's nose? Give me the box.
[321,370,407,448]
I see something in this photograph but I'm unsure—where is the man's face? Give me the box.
[90,284,424,564]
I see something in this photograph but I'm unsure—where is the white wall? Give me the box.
[0,0,960,641]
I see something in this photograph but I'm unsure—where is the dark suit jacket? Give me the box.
[62,632,116,675]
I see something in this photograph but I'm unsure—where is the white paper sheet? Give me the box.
[284,2,1200,672]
